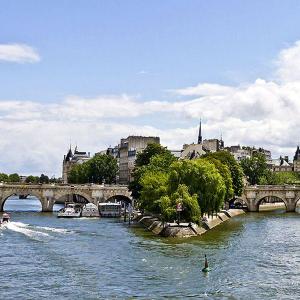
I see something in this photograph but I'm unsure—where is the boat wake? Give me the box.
[2,221,72,241]
[35,225,73,234]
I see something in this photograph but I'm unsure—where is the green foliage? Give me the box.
[260,171,300,185]
[129,145,176,200]
[240,152,268,185]
[160,184,200,223]
[8,173,20,182]
[0,173,9,182]
[135,143,171,167]
[25,175,40,183]
[88,154,118,184]
[168,159,226,217]
[39,174,49,184]
[138,157,228,223]
[139,170,169,214]
[202,157,234,202]
[68,154,118,184]
[202,151,244,196]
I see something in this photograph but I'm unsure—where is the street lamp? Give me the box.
[176,199,183,225]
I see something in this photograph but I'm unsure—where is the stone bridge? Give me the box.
[0,183,131,212]
[240,185,300,212]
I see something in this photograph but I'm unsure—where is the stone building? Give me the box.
[118,136,160,184]
[226,145,272,164]
[225,145,251,162]
[180,120,224,160]
[272,156,293,172]
[62,146,90,183]
[293,146,300,172]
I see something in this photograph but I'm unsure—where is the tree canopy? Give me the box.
[129,143,176,199]
[68,154,118,184]
[138,155,229,223]
[202,151,244,196]
[240,152,268,185]
[8,173,20,183]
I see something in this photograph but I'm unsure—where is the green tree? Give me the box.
[88,154,118,184]
[202,157,234,202]
[0,173,9,182]
[129,146,176,200]
[160,184,200,223]
[25,175,39,183]
[39,174,49,184]
[68,154,118,184]
[241,152,268,185]
[202,151,244,196]
[8,173,20,183]
[135,143,171,167]
[168,159,226,216]
[260,171,300,185]
[139,170,169,214]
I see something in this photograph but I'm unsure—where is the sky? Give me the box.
[1,0,300,176]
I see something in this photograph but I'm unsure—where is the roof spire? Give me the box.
[198,118,202,144]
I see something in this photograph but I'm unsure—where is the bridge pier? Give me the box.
[41,197,55,212]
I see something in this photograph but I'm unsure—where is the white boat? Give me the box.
[0,212,10,225]
[57,203,100,218]
[57,203,82,218]
[99,202,122,217]
[81,203,100,217]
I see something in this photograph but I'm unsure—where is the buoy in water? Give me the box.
[202,254,210,272]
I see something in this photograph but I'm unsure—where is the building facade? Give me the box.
[180,120,224,160]
[62,147,90,183]
[293,146,300,172]
[118,136,160,184]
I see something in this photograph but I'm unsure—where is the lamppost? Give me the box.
[176,199,183,225]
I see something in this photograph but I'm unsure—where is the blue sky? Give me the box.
[1,0,300,101]
[1,1,300,175]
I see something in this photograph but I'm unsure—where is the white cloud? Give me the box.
[0,44,40,63]
[276,41,300,82]
[1,41,300,175]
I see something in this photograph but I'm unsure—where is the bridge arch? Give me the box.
[255,195,288,212]
[54,191,94,205]
[105,195,132,204]
[0,191,44,212]
[232,197,249,210]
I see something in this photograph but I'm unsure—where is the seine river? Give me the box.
[1,197,300,299]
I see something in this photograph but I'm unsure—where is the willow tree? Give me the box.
[168,159,226,216]
[202,151,244,196]
[202,157,234,202]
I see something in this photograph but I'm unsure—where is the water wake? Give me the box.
[4,221,50,241]
[2,221,73,241]
[35,225,73,234]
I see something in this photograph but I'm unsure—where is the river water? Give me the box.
[1,197,299,299]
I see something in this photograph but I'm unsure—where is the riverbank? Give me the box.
[136,209,245,238]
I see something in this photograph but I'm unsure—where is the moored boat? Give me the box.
[57,203,82,218]
[57,202,100,218]
[99,202,122,217]
[81,203,100,217]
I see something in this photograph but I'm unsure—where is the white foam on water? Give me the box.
[4,221,50,241]
[35,226,72,234]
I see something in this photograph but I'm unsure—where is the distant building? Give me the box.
[272,156,293,172]
[225,145,251,162]
[62,146,90,183]
[181,143,206,160]
[118,136,160,184]
[293,146,300,172]
[226,145,272,163]
[180,119,224,160]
